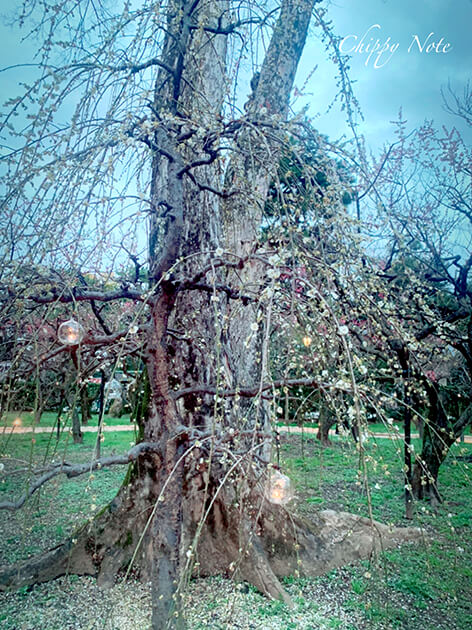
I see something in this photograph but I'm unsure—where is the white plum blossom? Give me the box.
[266,268,280,280]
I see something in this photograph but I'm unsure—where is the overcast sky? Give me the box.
[297,0,472,151]
[0,0,471,156]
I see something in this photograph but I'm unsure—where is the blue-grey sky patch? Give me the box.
[295,0,472,149]
[0,1,471,155]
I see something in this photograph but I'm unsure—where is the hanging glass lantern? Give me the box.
[302,335,312,347]
[266,470,293,505]
[58,319,84,345]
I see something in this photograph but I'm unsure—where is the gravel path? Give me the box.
[0,572,382,630]
[6,423,472,443]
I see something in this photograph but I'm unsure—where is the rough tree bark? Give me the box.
[0,2,422,629]
[412,387,472,504]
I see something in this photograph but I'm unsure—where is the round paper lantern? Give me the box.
[58,319,84,345]
[266,470,293,505]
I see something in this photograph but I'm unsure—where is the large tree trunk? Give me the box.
[145,5,321,622]
[0,3,423,629]
[145,1,230,624]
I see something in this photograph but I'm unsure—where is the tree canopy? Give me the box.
[1,2,470,629]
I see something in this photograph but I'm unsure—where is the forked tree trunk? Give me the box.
[0,3,423,629]
[144,3,321,621]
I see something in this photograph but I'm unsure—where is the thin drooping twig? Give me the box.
[28,287,145,304]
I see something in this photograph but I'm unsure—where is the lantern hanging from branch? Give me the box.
[58,319,84,345]
[266,470,293,505]
[302,335,312,347]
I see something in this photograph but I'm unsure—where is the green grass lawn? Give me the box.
[277,419,472,436]
[0,429,134,566]
[0,427,471,629]
[279,433,472,629]
[4,410,470,440]
[1,409,133,429]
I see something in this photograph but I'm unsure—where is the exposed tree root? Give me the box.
[0,464,422,602]
[0,456,160,591]
[191,485,422,606]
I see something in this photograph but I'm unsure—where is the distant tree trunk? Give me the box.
[390,340,413,518]
[32,376,48,425]
[403,368,413,519]
[412,386,472,504]
[96,370,106,459]
[317,407,335,445]
[55,396,65,441]
[80,386,91,426]
[108,397,123,418]
[416,415,424,440]
[71,406,83,444]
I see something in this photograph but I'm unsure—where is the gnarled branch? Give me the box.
[0,442,161,511]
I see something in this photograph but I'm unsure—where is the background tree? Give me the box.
[364,113,472,504]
